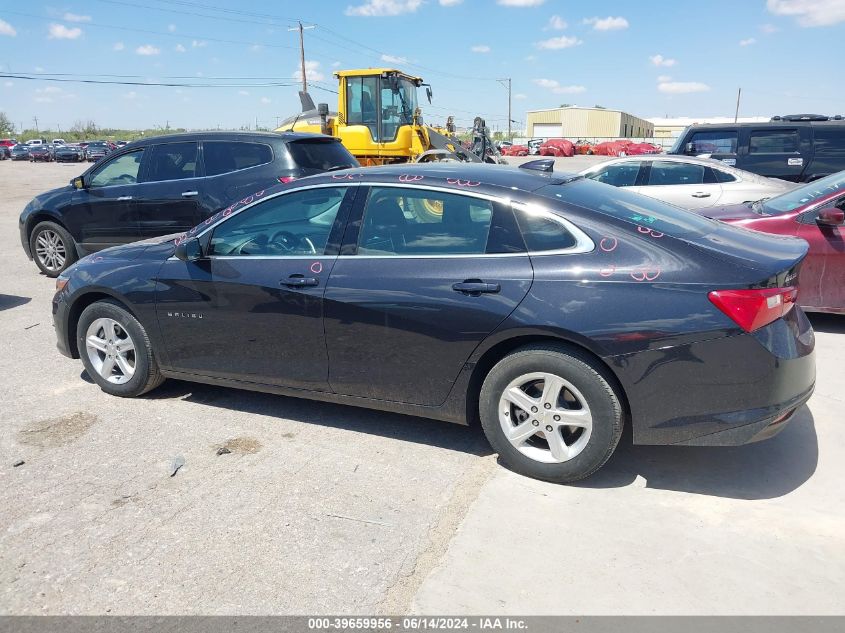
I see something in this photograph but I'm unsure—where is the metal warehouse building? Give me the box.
[526,106,654,139]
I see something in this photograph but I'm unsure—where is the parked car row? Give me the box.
[1,138,121,163]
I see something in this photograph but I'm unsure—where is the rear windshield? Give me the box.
[287,140,357,171]
[538,178,720,239]
[761,171,845,214]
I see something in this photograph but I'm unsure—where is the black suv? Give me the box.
[19,131,357,275]
[668,114,845,182]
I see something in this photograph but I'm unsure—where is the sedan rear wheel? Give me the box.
[480,344,623,483]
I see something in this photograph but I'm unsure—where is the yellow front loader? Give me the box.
[275,68,504,166]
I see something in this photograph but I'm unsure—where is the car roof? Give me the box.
[123,130,330,147]
[683,120,845,130]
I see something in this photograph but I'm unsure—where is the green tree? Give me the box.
[0,111,14,136]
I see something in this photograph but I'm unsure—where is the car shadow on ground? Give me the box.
[142,378,494,458]
[0,294,31,311]
[808,313,845,334]
[572,405,818,500]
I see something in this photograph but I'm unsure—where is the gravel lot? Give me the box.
[1,158,843,615]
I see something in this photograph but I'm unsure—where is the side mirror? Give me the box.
[71,176,85,189]
[817,207,845,226]
[174,237,203,261]
[684,142,696,155]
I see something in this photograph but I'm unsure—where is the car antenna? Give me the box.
[519,159,554,173]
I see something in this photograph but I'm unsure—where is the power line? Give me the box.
[0,74,297,88]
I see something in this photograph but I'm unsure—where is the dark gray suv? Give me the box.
[19,131,358,276]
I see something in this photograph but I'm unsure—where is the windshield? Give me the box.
[669,128,690,154]
[761,171,845,215]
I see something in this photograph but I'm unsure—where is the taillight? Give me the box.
[708,287,797,332]
[278,176,296,184]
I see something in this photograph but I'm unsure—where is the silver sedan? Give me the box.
[579,155,795,210]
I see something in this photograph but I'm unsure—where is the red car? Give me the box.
[500,144,529,157]
[624,141,662,156]
[703,171,845,313]
[538,138,574,157]
[593,140,631,157]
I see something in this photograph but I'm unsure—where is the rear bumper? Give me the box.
[611,307,816,446]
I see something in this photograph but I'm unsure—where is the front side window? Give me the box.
[145,142,198,182]
[588,162,641,187]
[688,130,738,154]
[89,149,144,187]
[749,129,800,154]
[209,187,346,256]
[380,77,418,142]
[358,187,492,255]
[648,161,706,186]
[203,141,272,176]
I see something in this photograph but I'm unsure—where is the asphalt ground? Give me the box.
[1,157,842,615]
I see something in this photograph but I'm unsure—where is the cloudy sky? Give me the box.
[0,0,843,132]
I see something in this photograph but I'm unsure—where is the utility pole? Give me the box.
[32,116,39,134]
[734,87,742,123]
[288,21,315,93]
[497,78,512,139]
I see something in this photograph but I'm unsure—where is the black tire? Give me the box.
[29,221,78,277]
[479,344,623,484]
[76,300,165,397]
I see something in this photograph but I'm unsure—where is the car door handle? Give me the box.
[181,190,199,197]
[117,196,133,201]
[452,280,501,294]
[283,275,319,288]
[691,192,711,198]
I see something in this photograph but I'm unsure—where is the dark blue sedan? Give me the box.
[51,162,815,483]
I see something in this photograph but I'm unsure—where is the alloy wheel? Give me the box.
[85,318,136,384]
[34,229,67,272]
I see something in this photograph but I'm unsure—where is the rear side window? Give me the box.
[357,187,492,255]
[203,141,272,176]
[145,142,198,182]
[749,129,799,153]
[812,126,845,154]
[588,162,641,187]
[539,179,720,239]
[709,167,737,183]
[288,140,357,171]
[688,131,737,154]
[514,209,576,252]
[648,161,705,185]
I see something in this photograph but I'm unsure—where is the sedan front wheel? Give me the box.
[30,221,77,277]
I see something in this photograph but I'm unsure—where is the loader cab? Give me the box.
[337,69,424,163]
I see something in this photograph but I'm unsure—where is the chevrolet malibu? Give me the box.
[52,162,815,483]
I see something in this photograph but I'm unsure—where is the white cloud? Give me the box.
[545,15,567,30]
[439,0,463,5]
[192,39,207,47]
[498,0,545,6]
[760,22,780,33]
[533,78,586,94]
[113,41,124,51]
[583,15,629,30]
[48,23,82,39]
[260,97,271,104]
[739,37,757,45]
[345,0,423,16]
[175,44,186,52]
[657,74,672,82]
[767,0,845,26]
[136,44,160,55]
[0,19,17,36]
[471,44,491,53]
[292,60,325,82]
[168,23,176,32]
[35,97,53,103]
[63,12,91,22]
[649,54,677,67]
[238,90,250,95]
[536,35,581,49]
[381,53,408,64]
[658,81,710,94]
[514,93,527,99]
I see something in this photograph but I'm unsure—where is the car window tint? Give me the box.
[648,161,706,186]
[762,171,845,214]
[209,187,346,256]
[146,142,198,182]
[749,130,799,153]
[710,167,737,183]
[514,209,577,252]
[203,141,272,176]
[358,187,493,256]
[89,150,144,187]
[588,162,641,187]
[688,131,737,154]
[813,126,845,154]
[287,140,357,171]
